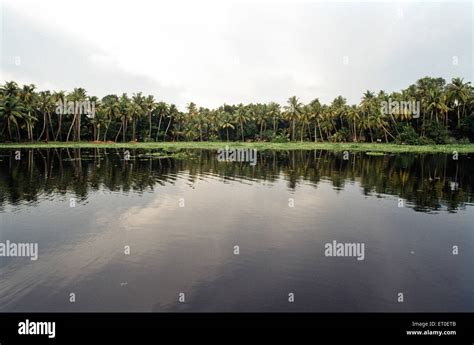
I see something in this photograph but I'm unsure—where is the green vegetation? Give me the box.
[1,141,474,153]
[1,77,473,145]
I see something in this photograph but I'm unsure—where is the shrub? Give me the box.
[422,121,450,144]
[271,134,290,143]
[396,126,420,145]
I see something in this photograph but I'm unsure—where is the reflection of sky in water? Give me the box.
[1,170,473,312]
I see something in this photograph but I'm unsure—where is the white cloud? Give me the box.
[1,0,472,109]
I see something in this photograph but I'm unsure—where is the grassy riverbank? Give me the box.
[1,141,474,153]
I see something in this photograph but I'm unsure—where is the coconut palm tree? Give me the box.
[143,95,156,140]
[163,104,177,141]
[266,102,281,138]
[308,99,322,142]
[66,88,87,142]
[37,91,55,141]
[447,77,471,127]
[220,111,235,141]
[131,93,145,141]
[0,83,24,141]
[101,95,120,141]
[20,84,38,141]
[284,96,303,141]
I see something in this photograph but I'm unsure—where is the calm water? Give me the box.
[0,148,473,312]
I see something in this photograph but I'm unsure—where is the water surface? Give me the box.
[0,148,473,312]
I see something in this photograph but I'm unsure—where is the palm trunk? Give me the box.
[163,118,172,142]
[115,122,123,142]
[55,113,62,141]
[38,113,47,141]
[156,114,163,141]
[66,112,77,142]
[148,111,152,139]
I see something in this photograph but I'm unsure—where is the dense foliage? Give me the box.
[1,77,473,144]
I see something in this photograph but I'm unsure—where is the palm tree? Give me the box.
[156,102,169,141]
[20,84,38,141]
[447,77,471,127]
[266,102,281,138]
[101,95,120,141]
[0,82,24,141]
[37,91,55,141]
[284,96,303,141]
[308,99,322,142]
[131,93,145,141]
[299,105,311,142]
[360,91,376,142]
[346,105,359,142]
[220,111,235,141]
[163,104,177,141]
[66,88,87,142]
[114,93,131,142]
[53,91,66,141]
[144,95,156,140]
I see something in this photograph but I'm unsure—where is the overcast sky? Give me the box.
[1,0,472,109]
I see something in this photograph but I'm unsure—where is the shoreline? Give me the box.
[1,141,474,153]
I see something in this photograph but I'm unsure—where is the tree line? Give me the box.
[1,76,473,144]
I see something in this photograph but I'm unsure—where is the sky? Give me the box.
[0,0,472,110]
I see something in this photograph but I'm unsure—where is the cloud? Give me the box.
[1,0,472,109]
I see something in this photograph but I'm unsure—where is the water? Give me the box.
[0,148,473,312]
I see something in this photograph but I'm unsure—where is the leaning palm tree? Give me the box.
[163,104,177,141]
[284,96,303,141]
[155,102,169,141]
